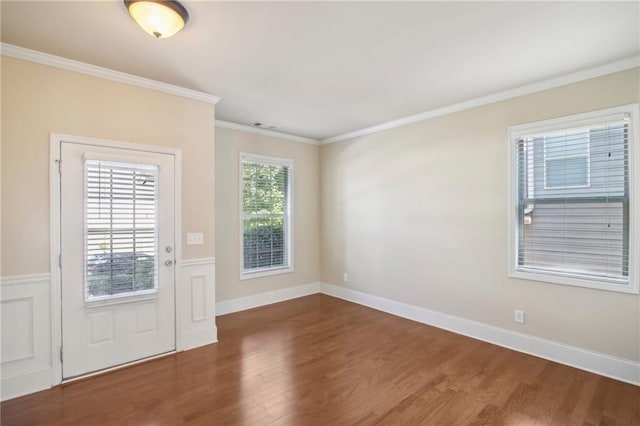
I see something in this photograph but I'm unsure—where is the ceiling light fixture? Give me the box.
[124,0,189,39]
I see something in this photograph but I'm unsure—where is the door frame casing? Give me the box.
[49,133,183,386]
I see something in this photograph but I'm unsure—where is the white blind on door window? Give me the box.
[515,117,629,284]
[241,156,291,273]
[85,159,159,300]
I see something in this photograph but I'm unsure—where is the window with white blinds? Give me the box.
[240,153,293,278]
[509,105,639,293]
[85,159,159,300]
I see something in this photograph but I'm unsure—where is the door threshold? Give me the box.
[62,350,177,384]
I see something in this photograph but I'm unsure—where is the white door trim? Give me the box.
[49,133,183,386]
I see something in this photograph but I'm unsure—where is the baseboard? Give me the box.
[216,282,322,316]
[181,326,219,351]
[320,282,640,387]
[1,367,52,401]
[182,279,639,386]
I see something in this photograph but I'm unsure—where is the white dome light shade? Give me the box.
[125,0,189,39]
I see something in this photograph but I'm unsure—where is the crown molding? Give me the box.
[1,43,220,105]
[3,42,636,142]
[215,120,320,145]
[322,56,640,144]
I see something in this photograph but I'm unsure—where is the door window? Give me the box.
[85,159,159,301]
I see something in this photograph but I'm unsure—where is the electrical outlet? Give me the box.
[514,309,525,324]
[343,273,349,282]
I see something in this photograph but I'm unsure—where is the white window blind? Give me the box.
[513,112,631,287]
[543,132,590,189]
[241,154,292,276]
[85,159,158,300]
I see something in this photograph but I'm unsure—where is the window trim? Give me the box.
[239,152,294,280]
[507,104,639,294]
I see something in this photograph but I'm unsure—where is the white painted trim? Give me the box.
[0,273,51,286]
[5,43,634,145]
[179,258,217,350]
[322,56,640,144]
[50,136,63,388]
[213,282,639,384]
[507,104,640,294]
[239,152,294,281]
[1,43,220,105]
[173,148,185,353]
[182,257,216,268]
[320,283,640,386]
[61,351,177,385]
[1,274,53,400]
[181,326,219,351]
[240,267,294,281]
[50,133,188,156]
[631,104,640,294]
[216,120,320,145]
[215,282,321,316]
[1,367,52,401]
[49,133,183,386]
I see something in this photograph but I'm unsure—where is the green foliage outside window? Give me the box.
[242,163,288,215]
[87,254,155,297]
[242,160,290,271]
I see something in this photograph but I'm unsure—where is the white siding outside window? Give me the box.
[508,104,639,294]
[240,153,293,279]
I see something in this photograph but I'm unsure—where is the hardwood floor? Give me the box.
[2,294,638,425]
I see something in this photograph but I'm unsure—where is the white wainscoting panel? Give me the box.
[2,261,217,401]
[1,274,52,401]
[180,258,217,350]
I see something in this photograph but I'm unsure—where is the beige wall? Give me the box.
[1,57,216,276]
[320,68,640,361]
[215,127,320,301]
[3,53,637,363]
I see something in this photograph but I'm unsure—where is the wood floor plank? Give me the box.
[1,294,638,425]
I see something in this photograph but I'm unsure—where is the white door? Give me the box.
[60,141,176,379]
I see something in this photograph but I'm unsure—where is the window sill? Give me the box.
[509,269,638,294]
[240,267,294,281]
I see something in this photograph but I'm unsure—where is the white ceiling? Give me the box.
[2,1,639,141]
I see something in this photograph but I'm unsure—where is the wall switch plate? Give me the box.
[343,273,349,282]
[514,309,525,324]
[187,233,204,245]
